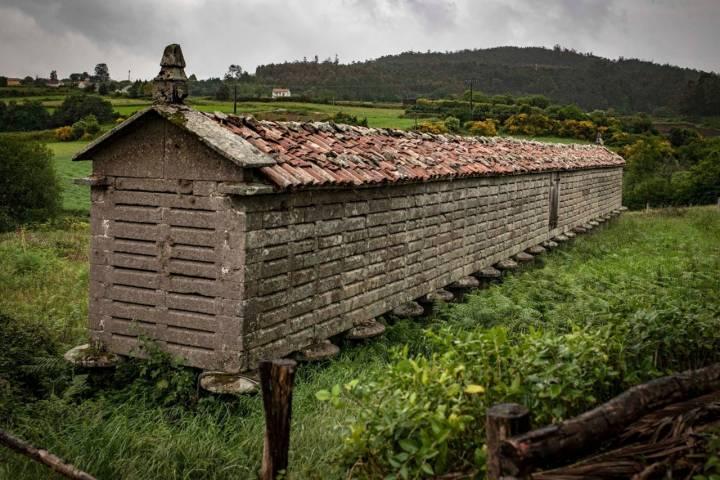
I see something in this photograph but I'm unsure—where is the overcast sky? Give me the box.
[1,0,718,80]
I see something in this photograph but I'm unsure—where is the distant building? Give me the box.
[6,78,21,87]
[47,79,63,88]
[77,79,93,90]
[271,87,291,99]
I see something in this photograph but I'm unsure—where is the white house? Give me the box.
[271,87,291,99]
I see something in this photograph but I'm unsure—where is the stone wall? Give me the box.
[240,167,623,370]
[87,114,247,373]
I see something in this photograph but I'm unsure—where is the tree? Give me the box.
[215,83,230,101]
[0,137,60,231]
[98,82,109,95]
[50,70,58,81]
[94,63,110,82]
[225,64,243,113]
[52,94,114,126]
[0,101,51,132]
[0,77,6,87]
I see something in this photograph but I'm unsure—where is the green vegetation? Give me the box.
[48,142,91,212]
[252,46,718,116]
[0,207,718,479]
[0,137,61,231]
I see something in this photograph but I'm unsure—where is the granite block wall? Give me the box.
[239,167,623,369]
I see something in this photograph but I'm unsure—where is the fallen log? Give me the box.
[499,363,720,477]
[0,429,96,480]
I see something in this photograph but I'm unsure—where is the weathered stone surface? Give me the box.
[542,240,559,249]
[295,340,340,362]
[496,258,519,271]
[345,320,386,340]
[153,44,188,104]
[418,288,454,305]
[476,266,502,278]
[573,225,588,234]
[565,231,577,238]
[392,301,425,318]
[199,371,259,395]
[514,252,534,263]
[619,206,628,212]
[64,343,122,368]
[449,276,481,290]
[527,245,546,255]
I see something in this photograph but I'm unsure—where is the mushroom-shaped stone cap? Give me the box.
[160,43,186,68]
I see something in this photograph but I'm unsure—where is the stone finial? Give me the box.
[153,44,188,104]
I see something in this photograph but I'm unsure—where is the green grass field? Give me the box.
[48,142,91,212]
[0,207,718,478]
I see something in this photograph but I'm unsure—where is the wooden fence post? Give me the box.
[486,403,530,480]
[260,359,297,480]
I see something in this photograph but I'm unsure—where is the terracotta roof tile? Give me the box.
[203,112,625,190]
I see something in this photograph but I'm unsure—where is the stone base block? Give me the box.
[295,340,340,362]
[527,245,547,255]
[475,266,502,279]
[392,301,425,318]
[514,252,534,263]
[346,320,386,340]
[495,258,518,271]
[573,225,588,234]
[542,240,558,249]
[64,343,122,369]
[418,288,454,305]
[565,231,577,238]
[589,220,600,227]
[199,371,259,395]
[449,275,480,290]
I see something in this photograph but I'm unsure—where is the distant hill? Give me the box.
[254,46,711,115]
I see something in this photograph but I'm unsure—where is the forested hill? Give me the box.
[254,46,708,114]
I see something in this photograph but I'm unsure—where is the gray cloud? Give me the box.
[0,0,717,80]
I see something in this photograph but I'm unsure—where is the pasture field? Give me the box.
[0,206,718,478]
[48,142,91,212]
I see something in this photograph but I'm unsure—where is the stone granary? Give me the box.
[69,45,625,386]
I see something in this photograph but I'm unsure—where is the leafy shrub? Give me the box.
[467,119,497,136]
[443,116,461,133]
[52,94,114,126]
[415,121,448,135]
[332,111,368,127]
[0,311,70,419]
[0,137,60,230]
[0,100,52,132]
[54,125,74,141]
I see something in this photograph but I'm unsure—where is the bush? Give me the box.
[0,137,61,230]
[52,94,114,126]
[443,116,461,133]
[332,111,368,127]
[0,100,52,132]
[55,126,74,141]
[467,119,497,136]
[415,121,448,135]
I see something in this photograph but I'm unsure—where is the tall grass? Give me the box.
[0,207,718,479]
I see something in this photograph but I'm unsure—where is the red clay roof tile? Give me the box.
[204,113,625,190]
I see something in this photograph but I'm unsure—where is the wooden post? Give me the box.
[260,359,297,480]
[486,403,530,480]
[0,429,96,480]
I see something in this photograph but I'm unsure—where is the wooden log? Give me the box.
[0,429,96,480]
[260,359,297,480]
[500,362,720,477]
[486,403,530,480]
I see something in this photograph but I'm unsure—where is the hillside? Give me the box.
[255,46,706,114]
